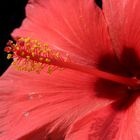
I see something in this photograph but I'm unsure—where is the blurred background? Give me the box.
[0,0,102,76]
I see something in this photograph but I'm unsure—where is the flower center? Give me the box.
[5,37,140,89]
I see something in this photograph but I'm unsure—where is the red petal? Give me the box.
[0,66,114,140]
[65,95,140,140]
[12,0,113,65]
[103,0,140,57]
[103,0,140,77]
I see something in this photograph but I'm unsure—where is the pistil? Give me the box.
[55,60,140,88]
[5,37,140,88]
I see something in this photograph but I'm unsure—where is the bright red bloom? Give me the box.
[1,0,140,140]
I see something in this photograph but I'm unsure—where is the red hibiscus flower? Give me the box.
[1,0,140,139]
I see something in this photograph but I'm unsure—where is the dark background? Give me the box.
[0,0,28,76]
[0,0,102,76]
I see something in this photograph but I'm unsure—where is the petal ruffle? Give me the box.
[0,66,114,140]
[103,0,140,77]
[12,0,113,65]
[65,95,140,140]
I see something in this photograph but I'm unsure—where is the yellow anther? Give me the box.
[21,52,25,56]
[32,52,35,57]
[39,57,43,61]
[46,49,52,53]
[7,54,12,59]
[16,47,19,50]
[44,43,48,47]
[31,40,36,43]
[47,66,53,74]
[26,43,30,47]
[42,50,47,53]
[19,37,24,40]
[5,37,67,74]
[34,45,40,48]
[24,37,30,43]
[26,56,30,59]
[37,42,41,45]
[45,58,51,63]
[34,40,38,43]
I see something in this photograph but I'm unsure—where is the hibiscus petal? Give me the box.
[0,66,114,140]
[65,94,140,140]
[1,0,132,139]
[103,0,140,76]
[12,0,113,65]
